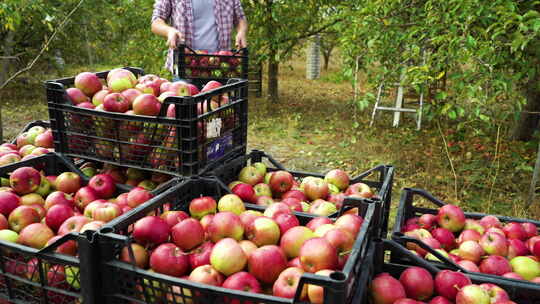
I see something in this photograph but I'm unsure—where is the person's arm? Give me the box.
[235,18,248,49]
[233,0,248,48]
[151,0,183,49]
[152,18,184,49]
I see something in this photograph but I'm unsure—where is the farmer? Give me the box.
[151,0,248,75]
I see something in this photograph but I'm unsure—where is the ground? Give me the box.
[1,55,538,233]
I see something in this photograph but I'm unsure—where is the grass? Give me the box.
[1,55,539,234]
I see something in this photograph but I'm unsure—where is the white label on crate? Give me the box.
[207,118,222,138]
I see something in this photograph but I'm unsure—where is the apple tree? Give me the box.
[242,1,345,102]
[338,0,540,140]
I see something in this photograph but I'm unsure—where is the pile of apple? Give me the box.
[0,126,54,167]
[117,192,365,303]
[0,166,155,253]
[370,266,518,304]
[226,163,374,217]
[67,68,230,116]
[401,204,540,283]
[77,161,172,191]
[183,49,242,78]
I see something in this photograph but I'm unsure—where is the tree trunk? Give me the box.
[322,47,333,71]
[511,73,540,141]
[267,53,279,102]
[0,31,15,142]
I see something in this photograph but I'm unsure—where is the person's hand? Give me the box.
[167,29,183,49]
[235,31,247,49]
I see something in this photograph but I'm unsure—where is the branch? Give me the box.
[0,0,85,91]
[276,18,343,45]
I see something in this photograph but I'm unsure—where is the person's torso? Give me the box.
[192,0,219,52]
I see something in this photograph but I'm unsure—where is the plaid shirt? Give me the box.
[152,0,246,73]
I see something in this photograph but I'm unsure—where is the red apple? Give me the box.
[507,238,530,259]
[66,87,90,104]
[437,204,466,232]
[57,215,91,235]
[245,216,280,246]
[306,217,333,231]
[281,197,303,212]
[239,210,263,230]
[479,231,508,256]
[303,178,330,201]
[274,212,300,234]
[308,199,337,216]
[73,186,100,212]
[88,174,116,199]
[0,191,20,217]
[502,272,524,280]
[0,213,7,230]
[434,270,471,301]
[457,229,482,244]
[44,191,74,210]
[431,227,456,251]
[18,223,54,249]
[263,202,292,219]
[34,130,53,148]
[189,241,214,269]
[273,267,306,299]
[269,171,294,194]
[345,182,373,198]
[399,266,434,301]
[479,215,502,229]
[80,220,105,233]
[207,211,244,242]
[334,213,363,237]
[161,210,189,228]
[247,245,288,284]
[46,235,77,256]
[150,243,189,277]
[418,214,438,230]
[45,204,74,232]
[189,265,223,286]
[126,187,153,208]
[107,68,136,92]
[324,169,350,191]
[103,92,130,112]
[74,72,102,96]
[503,222,528,241]
[223,271,262,302]
[189,196,217,219]
[9,167,41,195]
[459,240,485,263]
[171,218,205,251]
[121,88,142,106]
[458,260,480,272]
[92,202,121,222]
[479,255,512,275]
[370,272,406,304]
[8,205,40,232]
[132,94,161,116]
[255,195,274,206]
[55,172,82,194]
[299,237,338,272]
[132,216,169,246]
[238,240,257,258]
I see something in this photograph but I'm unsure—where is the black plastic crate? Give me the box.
[9,120,51,145]
[45,67,248,177]
[174,45,248,88]
[205,149,394,238]
[0,153,98,303]
[97,177,377,304]
[391,187,540,292]
[353,239,540,303]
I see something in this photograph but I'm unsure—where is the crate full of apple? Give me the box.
[0,153,157,303]
[391,188,540,294]
[174,44,248,83]
[206,150,394,238]
[0,121,54,167]
[96,177,376,304]
[355,239,539,304]
[45,67,248,176]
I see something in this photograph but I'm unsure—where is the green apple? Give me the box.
[0,229,18,243]
[328,183,340,195]
[65,266,80,289]
[35,176,51,197]
[510,256,540,280]
[252,162,267,175]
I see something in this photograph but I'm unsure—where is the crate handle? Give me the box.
[392,232,466,272]
[380,239,442,274]
[403,188,448,207]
